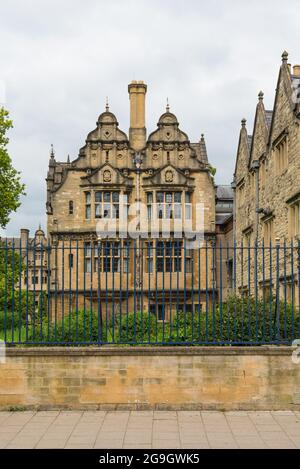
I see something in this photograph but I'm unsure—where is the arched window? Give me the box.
[69,200,74,215]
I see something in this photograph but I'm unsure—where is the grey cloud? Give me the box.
[1,0,300,236]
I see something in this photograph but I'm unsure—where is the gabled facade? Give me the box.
[233,52,300,303]
[46,81,219,319]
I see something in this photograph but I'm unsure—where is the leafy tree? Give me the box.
[208,164,217,182]
[0,107,25,229]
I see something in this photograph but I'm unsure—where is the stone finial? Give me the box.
[50,144,55,159]
[241,118,246,128]
[200,133,205,141]
[258,91,264,102]
[282,50,289,64]
[166,97,170,113]
[105,96,109,112]
[67,154,70,164]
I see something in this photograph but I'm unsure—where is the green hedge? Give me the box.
[112,296,299,344]
[6,295,300,345]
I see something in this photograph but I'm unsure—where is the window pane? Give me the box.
[174,257,181,272]
[166,258,172,272]
[157,241,164,256]
[86,205,91,219]
[112,243,120,256]
[165,242,172,256]
[104,192,110,202]
[185,192,191,203]
[166,205,173,219]
[95,191,102,202]
[85,243,91,257]
[95,204,101,218]
[157,258,164,272]
[174,241,182,256]
[166,193,172,203]
[112,192,119,202]
[85,258,91,273]
[112,259,119,272]
[85,192,91,203]
[124,242,130,257]
[103,204,111,218]
[185,204,191,219]
[157,205,163,219]
[174,204,181,219]
[147,192,153,203]
[147,258,153,273]
[156,192,164,203]
[146,242,153,256]
[103,243,111,256]
[174,192,181,203]
[113,204,119,219]
[147,205,152,219]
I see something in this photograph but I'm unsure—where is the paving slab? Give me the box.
[0,410,298,449]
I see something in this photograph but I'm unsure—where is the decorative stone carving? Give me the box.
[153,154,158,160]
[103,170,111,182]
[165,170,174,182]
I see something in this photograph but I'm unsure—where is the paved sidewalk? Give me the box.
[0,410,300,449]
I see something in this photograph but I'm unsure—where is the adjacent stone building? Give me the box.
[233,51,300,305]
[1,227,49,307]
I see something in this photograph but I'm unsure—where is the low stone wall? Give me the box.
[0,347,299,410]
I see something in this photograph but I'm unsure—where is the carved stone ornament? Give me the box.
[152,153,158,160]
[165,170,174,182]
[178,154,184,160]
[103,170,112,182]
[117,153,124,160]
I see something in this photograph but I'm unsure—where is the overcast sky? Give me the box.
[1,0,300,237]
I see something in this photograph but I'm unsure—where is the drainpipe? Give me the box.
[231,179,236,243]
[251,160,260,242]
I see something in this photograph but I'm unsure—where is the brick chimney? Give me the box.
[128,80,147,151]
[20,228,29,249]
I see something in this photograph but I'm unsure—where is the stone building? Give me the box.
[1,227,49,307]
[233,51,300,305]
[46,81,227,319]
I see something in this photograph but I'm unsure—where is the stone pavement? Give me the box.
[0,410,300,449]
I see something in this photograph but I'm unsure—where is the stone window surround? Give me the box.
[272,129,289,176]
[287,192,300,238]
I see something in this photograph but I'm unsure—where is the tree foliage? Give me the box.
[0,107,25,229]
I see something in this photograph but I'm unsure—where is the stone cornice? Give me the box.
[5,346,293,356]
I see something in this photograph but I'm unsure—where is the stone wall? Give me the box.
[0,347,299,411]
